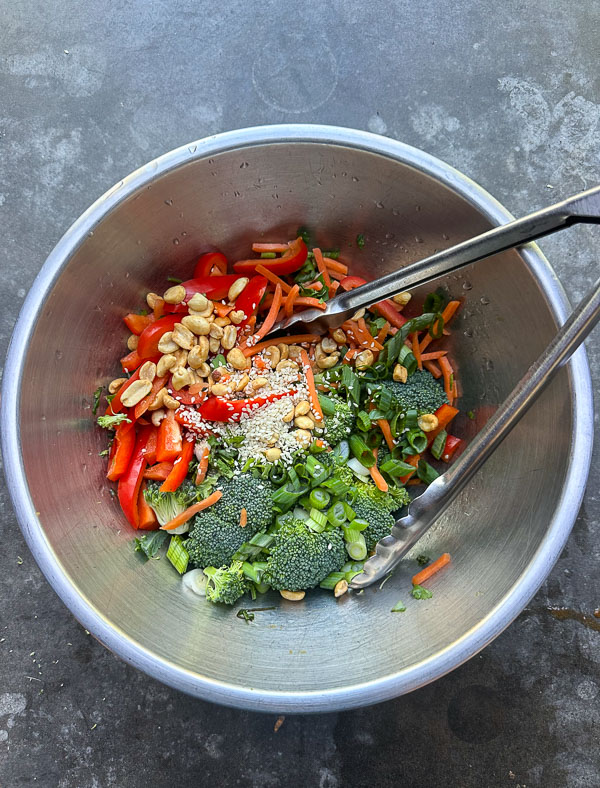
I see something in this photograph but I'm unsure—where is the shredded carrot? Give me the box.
[252,242,289,253]
[420,350,448,360]
[255,263,292,294]
[411,332,423,370]
[240,508,248,527]
[293,296,327,310]
[369,453,389,492]
[313,248,331,289]
[285,284,300,317]
[162,490,223,530]
[412,553,451,586]
[377,419,395,451]
[344,348,360,362]
[323,257,348,275]
[214,302,234,318]
[419,300,461,353]
[195,446,210,485]
[253,356,268,371]
[253,283,282,342]
[327,268,346,282]
[399,454,420,484]
[300,349,324,423]
[305,281,324,291]
[242,334,320,357]
[330,280,340,293]
[439,356,455,404]
[376,321,391,345]
[423,360,442,378]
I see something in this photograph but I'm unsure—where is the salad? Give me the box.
[95,235,463,606]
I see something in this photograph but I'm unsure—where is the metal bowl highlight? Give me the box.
[1,126,593,712]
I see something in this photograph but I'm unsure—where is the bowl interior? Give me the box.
[15,138,575,710]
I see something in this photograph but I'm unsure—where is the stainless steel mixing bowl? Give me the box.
[2,125,593,712]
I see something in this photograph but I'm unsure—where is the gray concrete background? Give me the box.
[1,1,599,786]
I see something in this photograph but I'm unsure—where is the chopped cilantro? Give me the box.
[356,233,365,249]
[416,554,431,566]
[411,584,433,600]
[97,413,131,430]
[391,600,407,612]
[92,386,103,415]
[133,531,168,559]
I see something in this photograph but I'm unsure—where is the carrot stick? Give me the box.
[252,242,289,253]
[419,300,461,353]
[399,454,420,484]
[161,490,223,530]
[293,297,327,310]
[420,350,448,360]
[285,284,300,317]
[412,553,451,586]
[242,334,320,357]
[411,332,423,370]
[376,321,391,345]
[214,302,234,318]
[253,283,282,342]
[323,257,348,274]
[439,356,454,404]
[240,508,248,527]
[300,349,324,423]
[377,419,395,451]
[369,450,389,492]
[305,281,324,291]
[423,360,442,378]
[313,248,331,288]
[255,263,292,294]
[327,268,347,282]
[194,446,210,485]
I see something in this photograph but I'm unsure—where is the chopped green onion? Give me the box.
[346,535,367,561]
[349,434,376,467]
[297,226,311,245]
[380,458,418,477]
[345,519,368,534]
[260,251,277,258]
[342,526,365,543]
[343,502,356,521]
[166,535,189,574]
[417,459,440,485]
[391,600,407,612]
[272,483,308,512]
[242,561,268,584]
[327,501,347,527]
[317,393,338,417]
[309,508,328,528]
[341,365,361,405]
[254,582,271,594]
[423,289,446,313]
[356,410,372,431]
[406,429,427,453]
[397,345,417,375]
[310,440,327,454]
[411,584,433,599]
[167,275,183,283]
[232,532,275,561]
[322,477,351,497]
[319,571,346,590]
[332,440,350,463]
[306,517,327,533]
[430,430,448,460]
[309,489,330,510]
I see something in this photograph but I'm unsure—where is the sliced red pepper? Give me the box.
[168,382,207,407]
[442,434,463,462]
[136,315,180,359]
[233,237,308,276]
[143,461,174,480]
[137,482,159,530]
[198,390,296,423]
[123,313,155,335]
[106,421,136,481]
[339,275,407,328]
[163,275,240,314]
[156,409,183,462]
[121,349,143,373]
[118,426,152,528]
[160,437,195,493]
[427,404,460,446]
[134,375,168,420]
[234,275,268,327]
[144,427,158,465]
[194,251,228,279]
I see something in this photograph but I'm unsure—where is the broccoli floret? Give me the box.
[319,395,356,446]
[264,520,346,591]
[143,480,198,527]
[204,561,249,605]
[352,498,396,552]
[354,482,410,514]
[380,368,448,415]
[187,511,252,568]
[214,474,274,531]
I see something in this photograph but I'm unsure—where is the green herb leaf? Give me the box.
[97,413,131,430]
[167,275,183,284]
[98,448,110,457]
[297,226,311,245]
[133,531,168,559]
[411,584,433,600]
[92,386,103,415]
[467,410,475,420]
[211,354,227,368]
[391,600,407,612]
[416,554,431,566]
[356,233,365,249]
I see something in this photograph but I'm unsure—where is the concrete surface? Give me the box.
[1,1,599,786]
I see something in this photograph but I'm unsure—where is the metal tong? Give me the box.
[269,185,600,335]
[272,185,600,588]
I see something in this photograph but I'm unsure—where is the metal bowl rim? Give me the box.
[1,124,593,712]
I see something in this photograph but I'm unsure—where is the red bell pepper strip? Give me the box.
[163,275,240,314]
[106,421,136,481]
[233,237,308,276]
[339,275,407,328]
[118,426,153,528]
[121,349,143,373]
[427,404,460,446]
[136,315,180,359]
[143,461,174,480]
[156,409,183,462]
[137,483,159,530]
[441,434,463,462]
[144,427,158,465]
[198,390,296,423]
[194,251,228,278]
[123,313,155,335]
[133,375,168,420]
[168,382,207,406]
[160,437,195,493]
[234,275,268,326]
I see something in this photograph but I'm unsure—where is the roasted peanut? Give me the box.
[264,345,281,368]
[147,387,166,411]
[120,379,152,407]
[287,345,302,360]
[334,579,349,598]
[321,336,338,353]
[351,307,366,321]
[276,359,299,372]
[294,415,314,430]
[228,277,249,302]
[316,354,339,370]
[252,376,269,390]
[294,429,312,447]
[157,354,177,377]
[418,413,439,432]
[282,406,295,423]
[393,363,408,383]
[171,323,194,350]
[157,331,179,354]
[139,361,156,382]
[265,447,282,462]
[151,408,166,427]
[332,328,347,344]
[392,291,412,307]
[209,337,221,354]
[171,367,193,390]
[355,349,374,370]
[211,383,229,396]
[294,400,311,417]
[234,373,250,392]
[126,334,139,351]
[277,342,289,360]
[227,348,248,370]
[146,292,161,310]
[163,392,180,410]
[188,337,209,367]
[209,323,224,340]
[221,325,237,350]
[195,362,211,378]
[187,293,209,312]
[229,310,245,325]
[163,284,186,305]
[280,590,305,601]
[214,316,231,327]
[181,315,211,335]
[108,377,127,394]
